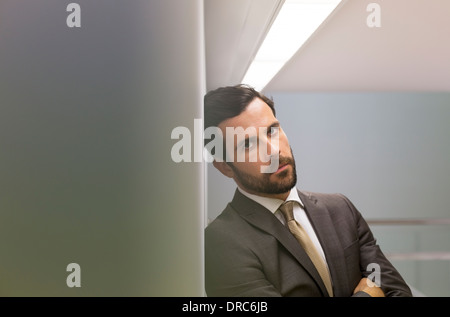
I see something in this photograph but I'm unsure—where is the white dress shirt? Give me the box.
[237,187,329,268]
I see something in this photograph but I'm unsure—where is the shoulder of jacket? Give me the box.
[300,190,346,202]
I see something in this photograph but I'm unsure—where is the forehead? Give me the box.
[218,98,276,131]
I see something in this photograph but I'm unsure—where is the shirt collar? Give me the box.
[237,186,304,215]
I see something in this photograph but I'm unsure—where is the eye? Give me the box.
[244,138,256,149]
[268,126,279,136]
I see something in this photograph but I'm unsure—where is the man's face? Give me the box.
[216,97,297,199]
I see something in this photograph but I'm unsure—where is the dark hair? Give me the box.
[204,84,276,131]
[203,84,276,159]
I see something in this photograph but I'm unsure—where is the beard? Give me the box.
[228,148,297,195]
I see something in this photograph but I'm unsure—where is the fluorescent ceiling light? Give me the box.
[242,0,342,91]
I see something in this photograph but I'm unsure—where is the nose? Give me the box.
[268,137,280,156]
[259,130,280,164]
[259,135,280,174]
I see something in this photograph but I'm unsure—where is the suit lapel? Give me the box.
[230,189,330,296]
[298,190,351,297]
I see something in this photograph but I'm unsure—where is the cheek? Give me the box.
[279,131,291,149]
[233,160,262,174]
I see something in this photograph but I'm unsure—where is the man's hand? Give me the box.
[353,278,385,297]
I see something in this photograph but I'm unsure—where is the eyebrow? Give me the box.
[268,121,280,130]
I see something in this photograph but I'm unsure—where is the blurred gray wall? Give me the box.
[0,0,205,296]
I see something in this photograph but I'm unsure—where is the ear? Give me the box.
[213,160,235,179]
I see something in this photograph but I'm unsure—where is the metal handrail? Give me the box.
[367,218,450,225]
[385,252,450,261]
[367,218,450,261]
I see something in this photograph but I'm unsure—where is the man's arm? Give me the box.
[340,194,413,297]
[353,278,385,297]
[206,226,387,297]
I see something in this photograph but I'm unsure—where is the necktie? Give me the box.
[279,201,334,297]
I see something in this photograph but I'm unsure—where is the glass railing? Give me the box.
[368,219,450,297]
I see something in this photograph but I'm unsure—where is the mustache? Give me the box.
[278,156,294,166]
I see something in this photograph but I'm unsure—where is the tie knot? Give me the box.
[279,201,295,222]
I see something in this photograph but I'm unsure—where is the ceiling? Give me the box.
[204,0,450,92]
[204,0,284,91]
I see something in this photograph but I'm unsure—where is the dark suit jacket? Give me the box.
[205,189,412,297]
